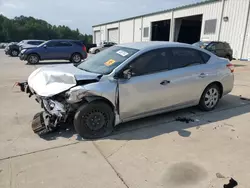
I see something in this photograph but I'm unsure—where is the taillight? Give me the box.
[227,63,234,73]
[82,46,87,52]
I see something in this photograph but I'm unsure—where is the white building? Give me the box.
[92,0,250,60]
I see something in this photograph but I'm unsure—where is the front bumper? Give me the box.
[5,49,10,55]
[19,53,27,60]
[18,83,68,135]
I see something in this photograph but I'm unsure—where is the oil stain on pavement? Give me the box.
[162,162,207,187]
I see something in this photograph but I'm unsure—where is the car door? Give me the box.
[40,41,59,60]
[165,47,214,106]
[118,48,172,120]
[54,41,73,59]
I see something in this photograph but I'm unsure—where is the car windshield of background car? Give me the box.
[77,46,138,75]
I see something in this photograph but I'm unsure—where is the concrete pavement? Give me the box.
[1,49,250,187]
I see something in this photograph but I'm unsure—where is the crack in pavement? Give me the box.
[1,103,250,162]
[106,140,130,159]
[92,141,130,188]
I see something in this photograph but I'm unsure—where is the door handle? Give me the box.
[160,80,170,85]
[199,73,207,78]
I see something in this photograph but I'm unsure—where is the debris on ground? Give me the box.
[223,178,238,188]
[175,117,195,123]
[216,172,226,178]
[240,95,250,101]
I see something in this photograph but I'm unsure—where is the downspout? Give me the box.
[118,22,120,44]
[133,19,135,42]
[141,16,143,41]
[218,0,226,41]
[240,0,250,60]
[170,10,174,42]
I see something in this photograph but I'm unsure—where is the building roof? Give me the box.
[117,41,192,50]
[93,0,219,27]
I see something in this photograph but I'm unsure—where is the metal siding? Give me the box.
[94,31,101,45]
[174,1,222,41]
[93,26,100,31]
[242,4,250,60]
[219,0,249,59]
[134,18,142,42]
[100,26,106,43]
[142,12,172,41]
[119,20,134,43]
[107,23,119,29]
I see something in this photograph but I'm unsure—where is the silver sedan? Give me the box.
[22,41,234,139]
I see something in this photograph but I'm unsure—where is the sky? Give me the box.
[0,0,204,34]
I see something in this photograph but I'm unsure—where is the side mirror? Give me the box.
[123,68,132,79]
[43,45,47,48]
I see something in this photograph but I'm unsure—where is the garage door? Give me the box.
[94,31,101,45]
[108,28,119,43]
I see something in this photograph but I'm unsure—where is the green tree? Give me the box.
[0,15,93,43]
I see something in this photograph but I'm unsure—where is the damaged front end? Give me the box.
[17,82,71,135]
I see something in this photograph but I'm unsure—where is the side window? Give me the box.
[46,41,57,47]
[129,49,170,76]
[170,48,205,70]
[216,43,224,50]
[200,51,211,63]
[55,42,72,47]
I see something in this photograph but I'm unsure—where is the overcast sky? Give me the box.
[0,0,203,34]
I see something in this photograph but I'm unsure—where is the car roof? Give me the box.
[117,41,195,50]
[22,40,45,42]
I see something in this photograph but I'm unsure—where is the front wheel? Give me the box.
[199,84,220,111]
[74,101,114,139]
[11,49,19,57]
[27,54,39,64]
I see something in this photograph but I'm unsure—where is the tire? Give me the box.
[27,54,39,64]
[74,101,114,139]
[71,53,82,63]
[95,49,100,54]
[11,49,19,57]
[199,84,221,111]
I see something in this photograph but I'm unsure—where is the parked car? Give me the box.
[19,40,45,51]
[193,41,233,61]
[5,40,44,57]
[0,43,9,49]
[85,43,97,52]
[19,39,88,64]
[89,42,116,54]
[18,42,234,139]
[4,42,19,56]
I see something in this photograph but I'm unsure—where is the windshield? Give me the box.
[37,41,48,47]
[77,46,139,75]
[193,41,210,48]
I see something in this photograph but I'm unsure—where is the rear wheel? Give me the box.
[74,101,114,139]
[11,49,19,57]
[95,49,100,54]
[199,84,220,111]
[27,54,39,64]
[71,53,82,63]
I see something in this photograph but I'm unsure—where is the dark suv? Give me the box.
[19,40,88,64]
[193,41,233,61]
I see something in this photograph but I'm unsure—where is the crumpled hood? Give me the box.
[28,64,101,97]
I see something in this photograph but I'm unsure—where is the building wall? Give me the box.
[219,0,250,59]
[134,18,142,42]
[92,0,250,59]
[119,20,134,43]
[174,1,223,41]
[242,3,250,60]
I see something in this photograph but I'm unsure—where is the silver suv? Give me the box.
[20,42,234,138]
